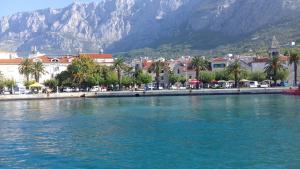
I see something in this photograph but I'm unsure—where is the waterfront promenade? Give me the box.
[0,87,290,101]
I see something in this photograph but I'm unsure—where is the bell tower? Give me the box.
[268,36,280,58]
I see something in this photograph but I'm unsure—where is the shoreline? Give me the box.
[0,87,290,101]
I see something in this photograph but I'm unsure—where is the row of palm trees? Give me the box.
[286,48,300,86]
[191,52,300,88]
[18,59,46,83]
[114,55,297,90]
[17,49,300,89]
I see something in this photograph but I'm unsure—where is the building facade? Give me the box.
[0,53,114,84]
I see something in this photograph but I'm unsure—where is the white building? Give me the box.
[0,51,19,59]
[0,53,114,84]
[210,57,230,71]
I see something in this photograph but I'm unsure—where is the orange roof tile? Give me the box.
[211,57,227,62]
[279,55,288,62]
[0,58,23,64]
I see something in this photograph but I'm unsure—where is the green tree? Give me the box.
[0,79,5,90]
[215,70,230,81]
[32,61,46,82]
[199,71,216,83]
[0,78,16,90]
[24,80,36,88]
[264,57,283,86]
[105,71,118,86]
[112,58,128,90]
[67,56,96,87]
[136,72,152,85]
[227,60,244,88]
[249,71,267,82]
[286,48,300,86]
[86,74,102,87]
[19,58,34,82]
[179,76,187,85]
[168,71,181,85]
[121,76,134,88]
[4,79,16,88]
[44,79,59,91]
[149,60,165,90]
[191,56,209,89]
[56,71,73,87]
[275,69,289,82]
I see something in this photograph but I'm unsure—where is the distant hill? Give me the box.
[1,0,300,56]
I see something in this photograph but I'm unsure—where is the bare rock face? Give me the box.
[0,0,300,54]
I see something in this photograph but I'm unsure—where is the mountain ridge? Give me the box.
[1,0,300,56]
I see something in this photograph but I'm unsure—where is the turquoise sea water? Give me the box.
[0,95,300,169]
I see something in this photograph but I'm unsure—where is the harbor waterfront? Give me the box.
[0,95,300,168]
[0,87,289,101]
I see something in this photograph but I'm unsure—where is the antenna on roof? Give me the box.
[31,46,37,54]
[99,48,104,54]
[76,48,82,56]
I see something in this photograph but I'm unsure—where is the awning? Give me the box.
[240,79,249,82]
[189,79,202,84]
[29,82,45,88]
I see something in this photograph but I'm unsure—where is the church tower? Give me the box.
[268,36,280,58]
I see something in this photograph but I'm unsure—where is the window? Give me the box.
[161,77,164,80]
[54,67,59,72]
[161,70,164,73]
[213,63,226,68]
[177,69,180,74]
[51,59,59,63]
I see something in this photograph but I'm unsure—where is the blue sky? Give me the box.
[0,0,98,17]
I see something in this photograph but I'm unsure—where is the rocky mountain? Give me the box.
[1,0,300,55]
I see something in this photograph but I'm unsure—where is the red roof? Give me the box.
[143,60,153,69]
[252,56,288,63]
[0,58,23,64]
[279,55,288,62]
[252,58,269,63]
[211,57,227,62]
[37,55,74,64]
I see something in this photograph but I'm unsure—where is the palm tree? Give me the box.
[227,60,243,88]
[264,57,283,86]
[191,56,208,89]
[149,60,165,90]
[112,58,127,90]
[19,58,34,82]
[32,61,46,82]
[287,49,300,86]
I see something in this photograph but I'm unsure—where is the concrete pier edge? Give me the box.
[0,87,290,101]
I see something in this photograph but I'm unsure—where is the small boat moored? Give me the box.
[283,85,300,95]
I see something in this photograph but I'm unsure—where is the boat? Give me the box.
[283,85,300,95]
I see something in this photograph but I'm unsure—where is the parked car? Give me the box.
[179,86,186,90]
[249,81,259,88]
[170,85,178,90]
[279,81,288,87]
[259,82,269,88]
[90,86,100,92]
[63,87,73,92]
[101,87,107,92]
[211,83,220,89]
[203,83,210,88]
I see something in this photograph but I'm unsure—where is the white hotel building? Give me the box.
[0,51,114,84]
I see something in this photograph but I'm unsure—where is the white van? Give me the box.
[249,81,259,88]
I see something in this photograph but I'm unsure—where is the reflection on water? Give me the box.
[0,95,300,168]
